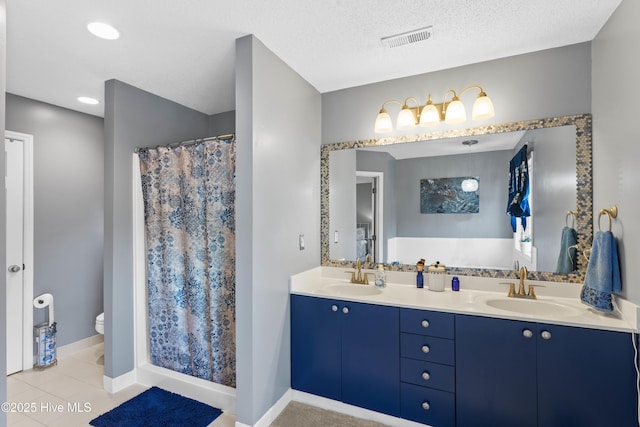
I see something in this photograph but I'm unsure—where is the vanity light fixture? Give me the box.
[77,96,99,105]
[87,22,120,40]
[374,85,495,133]
[461,139,479,192]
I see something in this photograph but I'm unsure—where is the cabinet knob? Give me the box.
[421,319,430,328]
[342,307,349,314]
[421,345,430,354]
[522,329,533,338]
[541,330,552,340]
[421,371,430,381]
[421,401,430,411]
[331,305,338,312]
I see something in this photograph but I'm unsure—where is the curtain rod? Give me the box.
[134,133,234,153]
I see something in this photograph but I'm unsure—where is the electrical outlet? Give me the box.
[299,234,305,250]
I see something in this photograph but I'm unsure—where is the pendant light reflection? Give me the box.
[461,139,479,192]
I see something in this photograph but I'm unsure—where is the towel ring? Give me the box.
[565,210,576,228]
[597,205,618,231]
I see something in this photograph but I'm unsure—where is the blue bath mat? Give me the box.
[89,386,222,427]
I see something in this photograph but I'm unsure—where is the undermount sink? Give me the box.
[482,297,581,317]
[320,283,383,297]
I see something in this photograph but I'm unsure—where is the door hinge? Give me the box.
[372,187,377,194]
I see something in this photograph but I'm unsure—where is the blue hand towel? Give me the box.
[556,226,577,273]
[580,231,621,312]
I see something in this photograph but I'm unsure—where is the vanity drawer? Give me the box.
[401,358,455,393]
[401,382,455,427]
[400,308,454,338]
[401,333,455,365]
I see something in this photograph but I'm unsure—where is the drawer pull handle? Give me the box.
[522,329,533,338]
[421,345,430,353]
[342,307,349,314]
[541,330,552,340]
[422,401,430,411]
[421,371,430,381]
[421,320,430,328]
[331,305,338,312]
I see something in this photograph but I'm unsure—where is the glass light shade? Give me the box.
[397,107,416,130]
[374,111,393,133]
[461,178,479,192]
[419,103,440,127]
[472,94,495,120]
[445,99,466,124]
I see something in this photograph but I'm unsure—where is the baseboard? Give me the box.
[103,369,137,393]
[56,334,104,359]
[235,389,292,427]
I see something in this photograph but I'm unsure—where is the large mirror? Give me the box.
[321,115,592,283]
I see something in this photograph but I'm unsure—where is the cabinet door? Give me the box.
[537,324,637,427]
[456,314,538,427]
[291,295,342,400]
[341,301,400,417]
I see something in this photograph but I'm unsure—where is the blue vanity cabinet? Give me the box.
[455,314,538,427]
[456,314,638,427]
[400,308,456,427]
[536,323,637,427]
[290,294,400,417]
[291,294,342,401]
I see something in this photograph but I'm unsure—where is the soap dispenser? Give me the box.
[374,264,386,288]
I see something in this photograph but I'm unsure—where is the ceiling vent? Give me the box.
[381,26,434,48]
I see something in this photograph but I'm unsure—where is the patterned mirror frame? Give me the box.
[320,114,592,283]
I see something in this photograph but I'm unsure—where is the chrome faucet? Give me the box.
[345,259,371,285]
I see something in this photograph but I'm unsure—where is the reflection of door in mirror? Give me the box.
[356,172,383,263]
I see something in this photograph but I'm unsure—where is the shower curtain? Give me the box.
[138,138,235,387]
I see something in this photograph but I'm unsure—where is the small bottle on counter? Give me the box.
[416,259,425,288]
[374,264,386,288]
[452,276,460,292]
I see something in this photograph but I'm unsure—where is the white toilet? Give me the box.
[95,312,104,335]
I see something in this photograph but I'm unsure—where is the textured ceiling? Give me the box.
[6,0,621,117]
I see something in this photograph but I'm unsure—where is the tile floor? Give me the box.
[6,342,236,427]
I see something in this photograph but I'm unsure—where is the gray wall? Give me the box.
[5,94,104,346]
[522,126,577,272]
[329,149,356,260]
[592,0,640,304]
[103,80,210,379]
[208,110,235,136]
[322,42,591,144]
[394,150,512,238]
[1,0,7,423]
[356,150,396,262]
[235,35,321,426]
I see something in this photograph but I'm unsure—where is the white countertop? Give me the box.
[290,267,639,333]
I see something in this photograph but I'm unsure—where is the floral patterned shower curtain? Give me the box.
[138,138,235,387]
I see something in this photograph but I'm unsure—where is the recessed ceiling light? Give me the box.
[87,22,120,40]
[77,96,99,105]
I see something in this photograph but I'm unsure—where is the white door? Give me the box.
[5,137,25,375]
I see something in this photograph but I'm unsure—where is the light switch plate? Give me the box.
[299,234,305,250]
